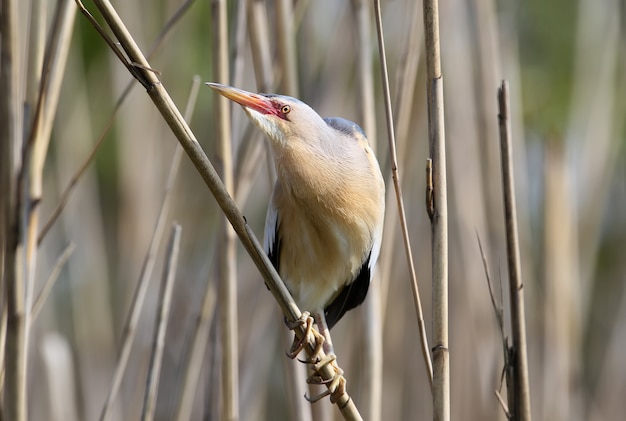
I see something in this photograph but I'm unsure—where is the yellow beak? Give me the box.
[206,83,275,116]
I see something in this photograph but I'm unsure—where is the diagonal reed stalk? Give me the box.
[140,224,182,421]
[476,232,511,416]
[99,76,201,421]
[77,0,363,418]
[379,0,422,324]
[30,242,76,323]
[173,259,217,421]
[372,0,434,390]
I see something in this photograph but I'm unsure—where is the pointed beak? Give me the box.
[206,83,274,115]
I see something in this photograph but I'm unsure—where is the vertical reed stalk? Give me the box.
[243,0,276,192]
[247,0,273,92]
[273,3,315,419]
[21,8,77,420]
[25,0,76,300]
[498,81,531,421]
[1,0,25,419]
[422,0,449,419]
[352,1,381,419]
[276,0,298,96]
[211,1,239,419]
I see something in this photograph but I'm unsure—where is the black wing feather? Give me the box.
[324,251,372,330]
[265,222,280,290]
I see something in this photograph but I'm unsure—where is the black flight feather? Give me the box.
[324,251,372,330]
[266,222,280,290]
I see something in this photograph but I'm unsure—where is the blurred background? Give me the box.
[7,0,626,419]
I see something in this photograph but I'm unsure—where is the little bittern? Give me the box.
[208,83,385,363]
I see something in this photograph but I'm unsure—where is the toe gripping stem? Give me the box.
[285,312,348,405]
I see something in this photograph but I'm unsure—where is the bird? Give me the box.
[207,83,385,360]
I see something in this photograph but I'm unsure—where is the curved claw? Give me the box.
[304,370,346,403]
[286,312,313,358]
[305,388,332,403]
[285,313,348,405]
[306,375,333,386]
[304,353,347,404]
[285,312,326,360]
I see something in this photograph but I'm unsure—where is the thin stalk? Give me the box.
[140,224,182,421]
[476,232,511,417]
[243,0,276,185]
[211,0,239,419]
[276,0,299,96]
[80,0,363,417]
[352,0,377,149]
[351,1,381,420]
[267,5,314,419]
[471,0,504,258]
[231,0,247,92]
[24,0,47,347]
[498,81,531,421]
[422,0,449,419]
[25,0,46,125]
[379,0,422,321]
[22,7,77,415]
[0,305,7,400]
[99,76,201,421]
[392,1,423,153]
[1,0,25,419]
[173,273,217,421]
[247,0,273,92]
[372,0,433,388]
[30,242,76,322]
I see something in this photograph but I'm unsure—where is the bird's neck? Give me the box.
[273,143,340,199]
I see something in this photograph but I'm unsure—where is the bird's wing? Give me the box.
[324,251,372,330]
[323,117,367,141]
[264,197,281,272]
[324,217,384,330]
[324,226,382,330]
[321,117,384,329]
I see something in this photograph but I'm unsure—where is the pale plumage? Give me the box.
[207,83,385,332]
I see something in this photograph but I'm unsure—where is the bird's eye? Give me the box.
[281,105,291,114]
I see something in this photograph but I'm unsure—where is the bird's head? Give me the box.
[207,83,326,148]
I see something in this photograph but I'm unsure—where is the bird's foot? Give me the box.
[285,312,325,360]
[304,354,346,404]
